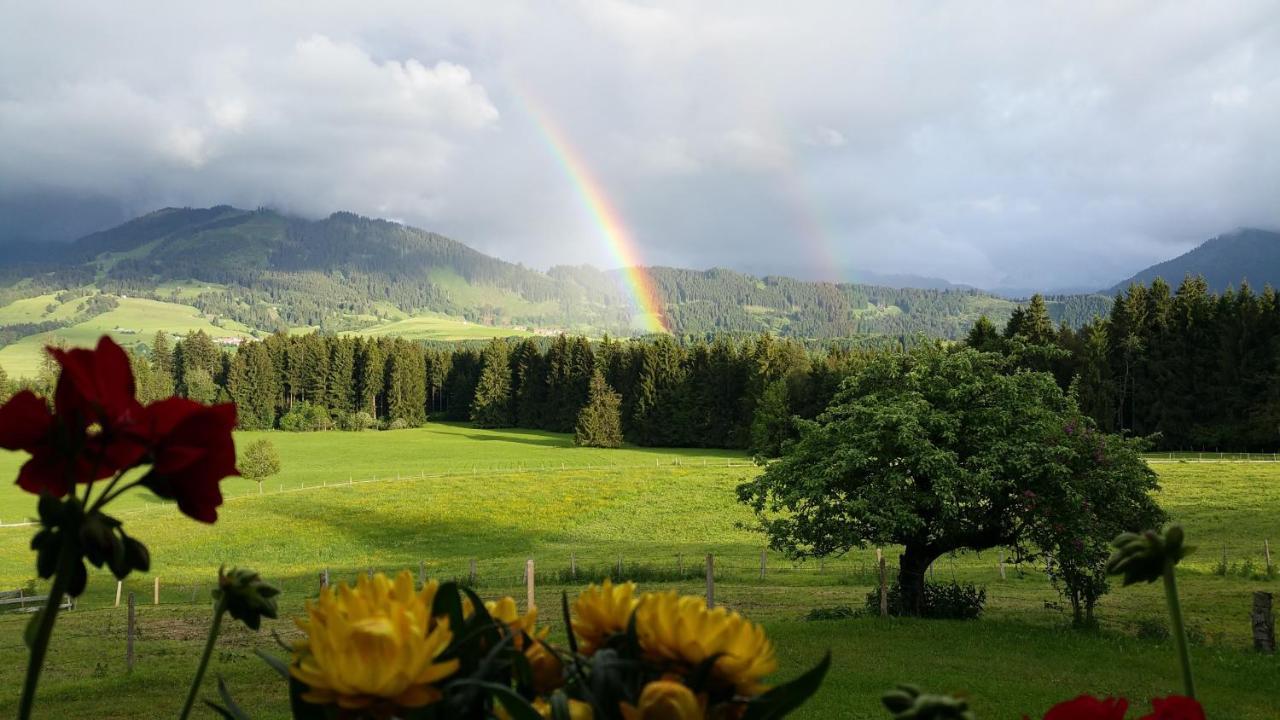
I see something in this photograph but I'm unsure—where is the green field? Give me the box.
[346,311,534,341]
[0,426,1276,718]
[0,295,255,378]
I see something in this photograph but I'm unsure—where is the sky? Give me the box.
[1,1,1277,291]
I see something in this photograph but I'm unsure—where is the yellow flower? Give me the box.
[571,580,640,654]
[484,597,564,692]
[621,680,706,720]
[486,596,539,641]
[291,571,459,711]
[634,592,776,696]
[528,697,595,720]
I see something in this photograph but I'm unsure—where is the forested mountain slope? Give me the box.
[0,206,1112,348]
[1109,228,1280,294]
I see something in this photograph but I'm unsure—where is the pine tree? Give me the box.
[965,315,1002,352]
[575,370,622,448]
[151,331,174,387]
[750,378,793,458]
[386,341,427,425]
[326,338,356,414]
[228,342,280,429]
[354,339,386,418]
[470,339,513,428]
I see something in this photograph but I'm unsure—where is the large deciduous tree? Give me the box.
[737,344,1163,616]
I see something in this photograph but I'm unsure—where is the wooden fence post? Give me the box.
[153,576,160,605]
[469,559,477,586]
[570,553,577,582]
[877,549,888,619]
[1252,592,1275,653]
[999,556,1007,581]
[1266,540,1273,575]
[115,580,123,607]
[526,559,536,612]
[760,551,767,580]
[127,592,136,672]
[705,554,715,609]
[616,554,624,578]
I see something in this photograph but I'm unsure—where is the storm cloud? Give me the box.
[2,1,1277,289]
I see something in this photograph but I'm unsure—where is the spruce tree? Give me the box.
[749,378,793,458]
[470,339,513,428]
[965,315,1002,352]
[575,370,623,448]
[151,331,174,387]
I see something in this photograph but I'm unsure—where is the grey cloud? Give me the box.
[1,1,1278,290]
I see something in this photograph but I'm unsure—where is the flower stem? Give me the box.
[1162,565,1195,699]
[179,593,228,720]
[18,536,78,720]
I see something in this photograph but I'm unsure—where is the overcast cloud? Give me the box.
[1,1,1277,289]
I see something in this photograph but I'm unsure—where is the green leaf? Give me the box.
[450,680,542,720]
[207,676,253,720]
[742,651,831,720]
[255,649,291,680]
[560,591,579,656]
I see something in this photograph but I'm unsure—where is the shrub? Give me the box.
[864,579,987,620]
[1132,617,1171,642]
[804,605,860,621]
[279,403,333,432]
[386,417,413,431]
[338,411,376,432]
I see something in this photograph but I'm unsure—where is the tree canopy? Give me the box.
[737,344,1163,615]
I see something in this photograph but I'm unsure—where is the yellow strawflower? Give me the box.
[291,571,459,711]
[620,679,705,720]
[571,580,640,654]
[634,592,777,696]
[484,596,564,692]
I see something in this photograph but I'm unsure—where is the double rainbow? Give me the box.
[519,95,669,334]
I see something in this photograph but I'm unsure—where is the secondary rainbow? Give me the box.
[517,95,670,333]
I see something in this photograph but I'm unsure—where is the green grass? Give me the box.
[345,311,534,341]
[0,427,1276,718]
[0,296,254,378]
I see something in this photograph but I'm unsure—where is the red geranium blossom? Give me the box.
[1043,696,1129,720]
[139,398,239,523]
[0,338,148,496]
[1139,696,1205,720]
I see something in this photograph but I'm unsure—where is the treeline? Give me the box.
[969,276,1280,451]
[113,330,873,450]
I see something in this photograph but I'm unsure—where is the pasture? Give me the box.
[0,425,1276,718]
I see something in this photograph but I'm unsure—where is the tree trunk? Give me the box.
[897,545,941,616]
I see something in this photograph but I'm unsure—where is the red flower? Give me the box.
[139,398,238,523]
[50,337,141,430]
[0,338,149,496]
[0,391,77,496]
[1139,696,1204,720]
[1044,696,1129,720]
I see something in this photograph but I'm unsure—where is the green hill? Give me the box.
[0,206,1116,373]
[1110,227,1280,294]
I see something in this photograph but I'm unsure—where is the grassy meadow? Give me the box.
[0,425,1276,718]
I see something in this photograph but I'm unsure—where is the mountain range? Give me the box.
[0,206,1274,352]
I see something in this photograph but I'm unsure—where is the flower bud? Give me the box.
[1105,525,1193,586]
[214,566,279,631]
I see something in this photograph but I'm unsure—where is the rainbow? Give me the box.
[516,95,670,334]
